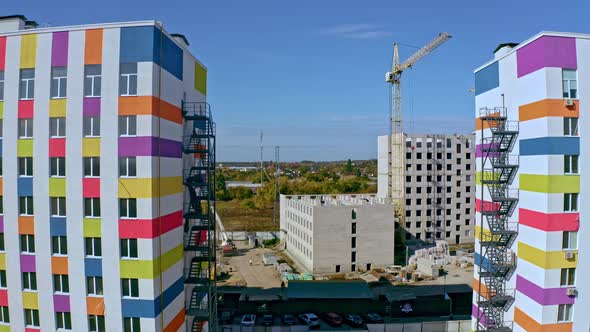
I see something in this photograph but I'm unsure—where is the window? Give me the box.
[119,63,138,96]
[22,272,37,291]
[124,317,140,332]
[335,265,340,273]
[19,196,34,216]
[18,119,33,138]
[52,236,68,255]
[83,116,100,137]
[51,197,66,216]
[0,71,4,100]
[562,231,578,250]
[351,222,356,235]
[24,309,39,327]
[0,306,8,323]
[50,117,66,137]
[84,65,102,97]
[119,157,136,177]
[564,155,579,174]
[0,234,3,251]
[19,69,35,100]
[119,116,137,136]
[120,199,137,218]
[120,239,138,259]
[562,69,577,99]
[564,193,578,212]
[0,270,6,288]
[351,237,356,249]
[83,157,100,177]
[85,237,102,257]
[351,251,356,262]
[121,278,139,298]
[50,157,66,177]
[87,276,103,296]
[18,157,33,176]
[557,304,573,322]
[89,315,105,332]
[53,274,69,293]
[560,268,576,286]
[351,264,355,272]
[50,67,67,98]
[56,311,72,330]
[84,198,101,217]
[564,117,578,136]
[20,234,35,253]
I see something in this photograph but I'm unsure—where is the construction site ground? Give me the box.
[414,262,474,286]
[218,241,283,289]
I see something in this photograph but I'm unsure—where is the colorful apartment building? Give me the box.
[473,32,589,332]
[0,15,214,331]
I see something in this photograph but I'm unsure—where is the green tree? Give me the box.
[345,159,354,172]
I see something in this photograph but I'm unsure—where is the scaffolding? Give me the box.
[182,102,217,332]
[427,135,445,242]
[476,107,519,332]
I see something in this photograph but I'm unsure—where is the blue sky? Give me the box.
[5,0,590,161]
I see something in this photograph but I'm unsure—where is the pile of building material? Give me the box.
[409,241,451,266]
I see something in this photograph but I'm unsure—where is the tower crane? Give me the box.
[385,32,451,224]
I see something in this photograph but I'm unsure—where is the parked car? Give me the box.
[298,313,320,328]
[241,314,256,326]
[322,312,343,326]
[260,314,273,326]
[344,314,364,327]
[282,314,296,325]
[364,313,384,323]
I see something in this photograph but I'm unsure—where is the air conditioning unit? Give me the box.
[566,287,577,296]
[565,251,574,259]
[565,98,574,106]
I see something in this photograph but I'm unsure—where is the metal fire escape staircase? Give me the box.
[427,135,445,242]
[181,102,217,332]
[476,107,519,332]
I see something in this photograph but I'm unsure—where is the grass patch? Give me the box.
[217,200,278,231]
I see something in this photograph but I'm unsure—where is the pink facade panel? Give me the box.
[51,31,69,67]
[517,36,577,77]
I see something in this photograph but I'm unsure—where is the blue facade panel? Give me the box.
[17,177,33,196]
[50,217,67,236]
[120,26,183,80]
[474,252,491,271]
[520,137,579,156]
[120,26,156,64]
[84,258,103,276]
[120,277,184,318]
[475,61,499,96]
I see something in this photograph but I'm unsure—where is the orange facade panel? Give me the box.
[86,297,105,315]
[18,216,34,234]
[84,29,103,65]
[118,96,183,124]
[519,99,579,122]
[51,256,69,275]
[474,112,500,130]
[514,307,572,332]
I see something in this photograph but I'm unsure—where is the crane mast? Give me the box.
[385,32,451,225]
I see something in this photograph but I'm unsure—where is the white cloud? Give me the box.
[319,24,392,39]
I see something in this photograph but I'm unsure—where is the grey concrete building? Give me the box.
[279,194,394,274]
[378,134,476,245]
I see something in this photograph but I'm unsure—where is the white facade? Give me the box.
[280,194,394,274]
[472,32,590,332]
[0,16,208,332]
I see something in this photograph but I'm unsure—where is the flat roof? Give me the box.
[474,31,590,73]
[287,280,374,300]
[282,194,388,206]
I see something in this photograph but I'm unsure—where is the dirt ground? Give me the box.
[218,241,283,289]
[217,200,278,231]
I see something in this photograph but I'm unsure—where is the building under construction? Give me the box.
[378,133,476,245]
